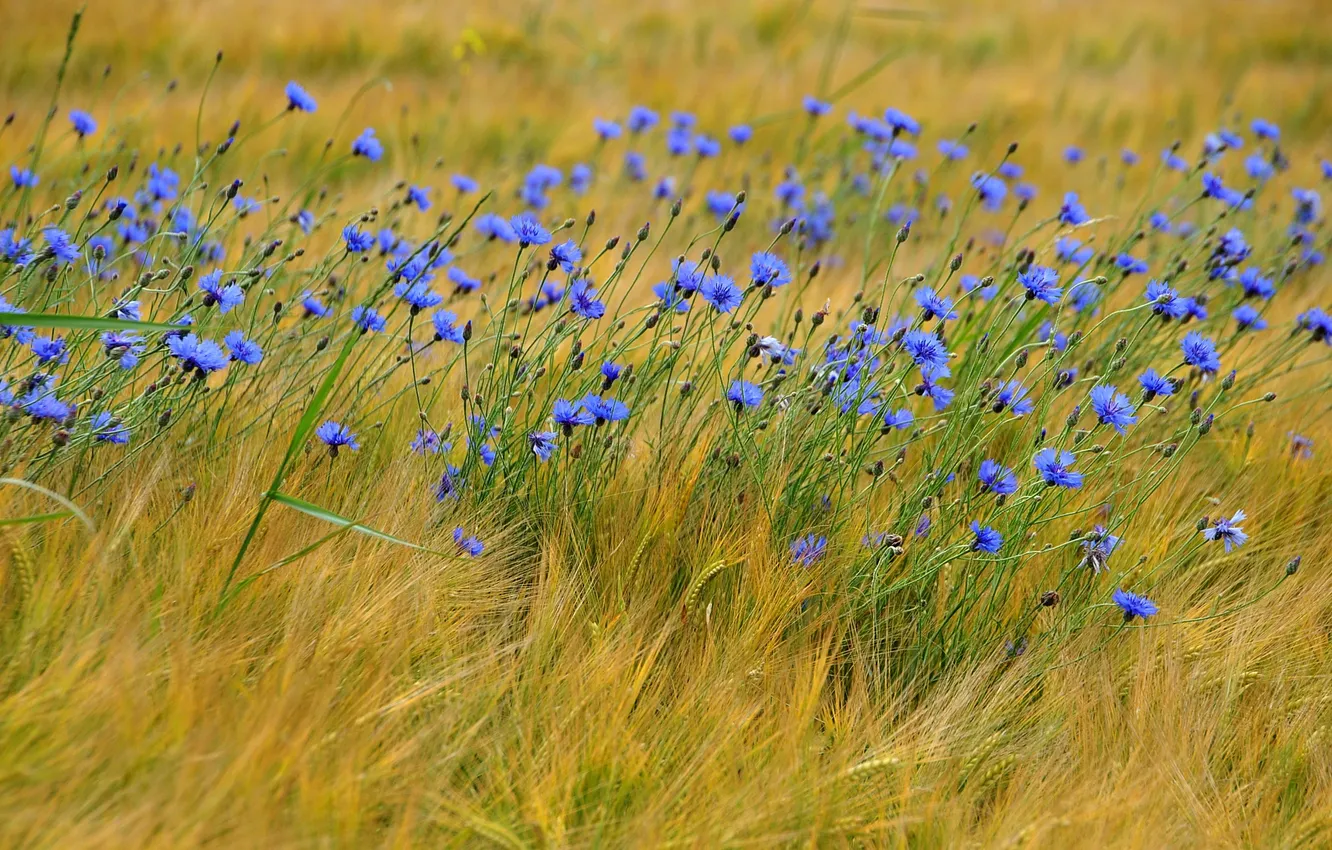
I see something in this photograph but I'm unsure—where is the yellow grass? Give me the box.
[2,0,1332,846]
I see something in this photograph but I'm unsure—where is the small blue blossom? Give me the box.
[970,521,1003,553]
[90,412,130,444]
[69,109,98,136]
[1112,589,1158,621]
[352,127,384,161]
[315,421,359,455]
[1033,448,1082,489]
[790,534,828,566]
[1019,265,1061,304]
[285,81,317,112]
[726,380,763,409]
[453,527,485,556]
[979,459,1018,496]
[699,275,743,313]
[1202,510,1248,552]
[1180,331,1221,373]
[224,330,263,364]
[1089,385,1138,434]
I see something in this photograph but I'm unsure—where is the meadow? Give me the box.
[2,0,1332,846]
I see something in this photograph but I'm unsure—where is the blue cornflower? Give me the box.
[938,139,968,160]
[1149,211,1172,233]
[627,106,659,133]
[569,279,606,320]
[758,336,798,365]
[1112,589,1158,621]
[343,225,374,253]
[10,166,38,188]
[882,107,920,135]
[1233,304,1267,331]
[726,380,764,410]
[699,275,743,313]
[101,331,143,369]
[790,534,828,566]
[1162,148,1189,171]
[1180,331,1221,373]
[1246,153,1274,182]
[435,465,465,502]
[553,398,594,433]
[431,309,465,343]
[1064,146,1085,164]
[1019,265,1061,304]
[971,173,1007,210]
[570,164,592,195]
[883,408,913,431]
[593,118,622,140]
[394,281,443,312]
[1252,118,1280,140]
[294,288,332,319]
[1089,385,1137,434]
[582,394,629,424]
[451,174,479,194]
[970,521,1003,553]
[978,459,1018,496]
[652,281,689,313]
[1298,307,1332,343]
[961,274,999,301]
[653,176,676,199]
[224,330,263,365]
[21,383,74,422]
[1033,448,1082,489]
[315,421,359,456]
[750,252,792,288]
[43,228,80,266]
[1239,268,1275,300]
[446,266,480,293]
[1080,525,1121,573]
[1115,253,1148,275]
[30,336,68,365]
[623,151,648,182]
[1059,192,1090,226]
[198,270,244,313]
[1144,280,1187,320]
[729,124,752,145]
[1289,433,1314,459]
[666,127,692,156]
[529,431,558,462]
[1121,148,1140,165]
[802,95,832,117]
[285,81,317,112]
[509,213,551,248]
[550,240,582,273]
[295,210,315,234]
[0,228,33,265]
[902,330,949,370]
[351,305,387,333]
[914,286,958,321]
[1138,369,1176,399]
[600,362,624,386]
[694,134,722,158]
[453,527,485,557]
[917,364,955,411]
[90,412,130,445]
[406,185,431,211]
[69,109,98,136]
[352,128,384,161]
[1202,510,1248,552]
[993,380,1035,416]
[166,334,228,374]
[410,429,446,455]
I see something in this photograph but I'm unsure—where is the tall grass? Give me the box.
[1,1,1331,846]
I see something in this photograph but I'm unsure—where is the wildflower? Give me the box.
[285,81,317,112]
[902,330,949,370]
[448,266,481,293]
[790,534,828,566]
[882,107,920,135]
[593,118,622,140]
[435,465,464,501]
[1064,145,1084,164]
[652,281,689,313]
[1289,433,1314,459]
[883,408,913,431]
[509,213,551,248]
[699,275,743,313]
[758,336,799,365]
[750,251,792,288]
[1252,118,1280,140]
[917,364,955,411]
[914,286,958,321]
[1297,307,1332,343]
[938,139,968,160]
[166,333,229,374]
[315,421,359,457]
[394,281,443,312]
[301,291,332,318]
[30,336,68,366]
[627,106,658,133]
[10,166,38,188]
[993,380,1035,416]
[351,127,384,161]
[1180,331,1221,373]
[1202,510,1248,552]
[569,279,606,319]
[729,124,753,144]
[1138,368,1176,399]
[342,225,373,253]
[1089,385,1138,434]
[451,174,479,194]
[406,185,431,211]
[1115,253,1149,275]
[1246,153,1274,182]
[453,527,485,556]
[198,270,245,313]
[1033,448,1082,489]
[43,228,80,266]
[978,459,1018,496]
[553,398,594,433]
[582,394,629,424]
[351,306,387,333]
[101,331,143,369]
[1019,265,1061,304]
[1080,525,1121,574]
[1233,304,1267,331]
[1112,589,1158,621]
[529,431,558,462]
[431,309,466,343]
[69,109,98,136]
[549,239,582,274]
[726,380,763,410]
[802,95,832,117]
[570,164,592,194]
[970,521,1003,553]
[971,172,1007,210]
[1059,192,1090,226]
[21,384,74,422]
[694,134,721,158]
[90,412,130,445]
[600,362,623,386]
[224,330,263,365]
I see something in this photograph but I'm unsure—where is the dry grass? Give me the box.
[2,0,1332,846]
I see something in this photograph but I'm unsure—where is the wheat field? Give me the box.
[1,0,1332,846]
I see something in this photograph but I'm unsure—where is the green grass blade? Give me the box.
[0,478,96,532]
[0,312,183,333]
[267,491,450,557]
[0,511,72,527]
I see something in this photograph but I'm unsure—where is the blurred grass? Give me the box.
[2,0,1332,846]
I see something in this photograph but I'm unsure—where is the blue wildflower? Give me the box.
[10,166,38,188]
[224,330,263,364]
[315,421,359,456]
[529,431,558,462]
[979,459,1018,496]
[1089,385,1137,434]
[198,270,245,313]
[43,228,80,266]
[302,291,331,318]
[351,305,387,333]
[994,380,1035,416]
[510,213,552,247]
[1180,331,1221,373]
[750,252,791,288]
[726,380,763,409]
[352,128,384,161]
[30,336,68,365]
[1233,304,1267,331]
[166,334,228,374]
[285,81,317,112]
[569,279,606,320]
[627,106,659,133]
[582,394,629,424]
[90,412,130,444]
[1033,448,1082,488]
[1202,510,1248,552]
[1059,192,1090,226]
[902,330,949,369]
[1019,265,1061,304]
[553,398,594,433]
[594,118,622,140]
[453,527,485,557]
[1138,369,1176,399]
[69,109,98,136]
[914,286,958,321]
[970,521,1003,553]
[790,534,828,566]
[699,275,743,313]
[1112,589,1158,621]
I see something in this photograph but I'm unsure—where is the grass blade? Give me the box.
[0,312,183,333]
[0,478,95,532]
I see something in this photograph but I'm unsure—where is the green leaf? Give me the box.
[0,478,95,531]
[0,510,71,527]
[0,312,182,333]
[267,491,450,557]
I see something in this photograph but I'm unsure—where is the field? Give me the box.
[2,0,1332,846]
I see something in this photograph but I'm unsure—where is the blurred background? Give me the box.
[3,0,1330,186]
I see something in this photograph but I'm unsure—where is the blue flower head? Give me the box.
[1180,331,1221,374]
[285,81,317,112]
[315,421,359,456]
[1033,448,1082,489]
[224,330,263,365]
[726,380,763,410]
[1112,589,1158,621]
[453,527,485,557]
[529,431,558,462]
[1202,510,1248,552]
[978,459,1018,496]
[790,534,828,566]
[1089,385,1138,434]
[509,213,551,248]
[970,521,1003,553]
[69,109,98,136]
[1019,265,1061,304]
[699,275,743,313]
[352,128,384,161]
